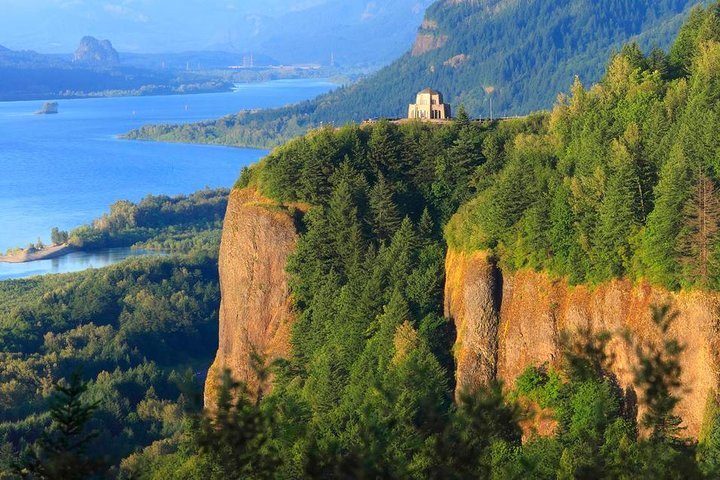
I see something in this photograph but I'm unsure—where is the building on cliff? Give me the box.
[408,88,451,120]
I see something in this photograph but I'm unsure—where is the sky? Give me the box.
[0,0,432,56]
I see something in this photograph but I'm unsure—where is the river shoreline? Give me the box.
[0,244,76,264]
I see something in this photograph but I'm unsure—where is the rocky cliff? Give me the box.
[208,191,719,435]
[445,248,720,437]
[73,36,119,65]
[204,188,299,407]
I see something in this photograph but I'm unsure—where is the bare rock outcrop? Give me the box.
[411,33,449,56]
[445,249,501,396]
[445,249,720,437]
[73,36,119,65]
[204,188,299,407]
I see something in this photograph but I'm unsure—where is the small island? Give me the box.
[36,102,59,115]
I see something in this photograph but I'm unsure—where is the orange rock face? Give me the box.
[411,33,449,56]
[445,248,720,437]
[204,188,299,407]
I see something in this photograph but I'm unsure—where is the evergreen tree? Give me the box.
[327,177,366,279]
[678,173,720,288]
[196,369,280,480]
[369,174,402,243]
[641,148,693,288]
[647,47,670,78]
[417,207,435,247]
[548,180,583,281]
[454,104,471,128]
[669,5,707,76]
[19,373,104,480]
[594,141,643,280]
[367,120,402,178]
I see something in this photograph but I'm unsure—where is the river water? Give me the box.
[0,79,335,280]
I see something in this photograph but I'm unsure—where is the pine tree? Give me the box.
[367,120,402,178]
[197,369,280,480]
[455,104,471,128]
[369,174,402,243]
[647,47,670,79]
[19,373,104,480]
[417,207,435,247]
[328,177,366,279]
[679,172,720,288]
[641,148,693,288]
[594,141,643,280]
[385,217,418,292]
[669,5,706,76]
[549,181,579,278]
[620,42,648,71]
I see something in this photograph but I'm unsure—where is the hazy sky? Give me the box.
[0,0,429,54]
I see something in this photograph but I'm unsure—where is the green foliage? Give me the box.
[194,370,280,480]
[49,228,69,245]
[0,253,219,475]
[446,3,720,289]
[126,1,708,149]
[698,398,720,477]
[67,188,228,253]
[17,373,105,480]
[13,6,720,477]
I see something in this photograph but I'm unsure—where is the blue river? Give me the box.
[0,79,335,280]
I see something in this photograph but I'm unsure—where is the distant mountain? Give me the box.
[128,0,711,148]
[311,0,714,117]
[0,0,433,66]
[0,39,232,101]
[220,0,436,66]
[73,36,119,66]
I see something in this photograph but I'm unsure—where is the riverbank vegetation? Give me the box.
[65,188,228,254]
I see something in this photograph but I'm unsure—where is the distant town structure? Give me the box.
[408,88,451,120]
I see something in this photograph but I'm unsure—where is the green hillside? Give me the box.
[447,2,720,290]
[126,0,709,149]
[115,4,720,477]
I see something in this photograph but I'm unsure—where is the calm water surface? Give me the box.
[0,79,335,279]
[0,248,166,281]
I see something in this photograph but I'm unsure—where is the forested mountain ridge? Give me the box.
[126,0,710,149]
[12,3,720,478]
[119,3,720,477]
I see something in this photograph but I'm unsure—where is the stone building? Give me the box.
[408,88,451,120]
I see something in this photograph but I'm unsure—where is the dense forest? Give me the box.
[8,3,720,479]
[126,0,708,149]
[446,2,720,290]
[0,254,220,477]
[63,188,229,253]
[117,4,720,478]
[0,189,228,477]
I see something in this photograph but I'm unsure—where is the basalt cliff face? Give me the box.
[207,191,720,435]
[445,248,720,437]
[204,188,299,407]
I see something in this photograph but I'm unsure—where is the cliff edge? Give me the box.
[204,188,299,407]
[445,248,720,437]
